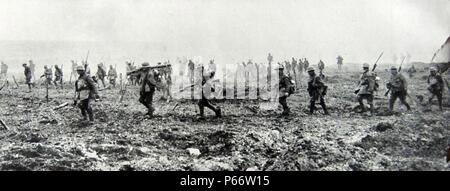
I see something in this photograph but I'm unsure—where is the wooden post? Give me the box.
[12,75,19,88]
[0,119,9,130]
[46,79,49,102]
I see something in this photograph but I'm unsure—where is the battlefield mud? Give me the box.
[0,69,449,171]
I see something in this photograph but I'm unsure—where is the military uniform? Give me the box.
[307,67,329,115]
[298,59,304,74]
[107,66,118,87]
[387,69,411,112]
[427,68,444,111]
[23,64,33,91]
[139,63,160,116]
[337,56,343,71]
[75,66,98,122]
[42,67,53,86]
[357,64,375,115]
[54,66,63,86]
[303,59,310,72]
[318,60,325,78]
[278,67,294,115]
[96,64,107,88]
[198,67,222,119]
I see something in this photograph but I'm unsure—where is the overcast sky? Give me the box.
[0,0,449,64]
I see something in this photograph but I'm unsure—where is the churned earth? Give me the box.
[0,69,449,171]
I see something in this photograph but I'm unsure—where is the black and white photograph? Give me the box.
[0,0,449,174]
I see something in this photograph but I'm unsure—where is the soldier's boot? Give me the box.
[87,106,94,122]
[404,102,411,111]
[321,104,329,115]
[198,105,205,120]
[309,102,315,115]
[282,107,290,116]
[438,96,443,111]
[80,109,88,121]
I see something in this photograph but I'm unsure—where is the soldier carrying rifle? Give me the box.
[74,66,99,122]
[137,63,165,117]
[386,66,411,112]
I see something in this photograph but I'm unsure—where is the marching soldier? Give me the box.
[387,66,411,112]
[277,66,295,115]
[96,63,107,88]
[356,63,376,116]
[318,60,325,78]
[267,53,273,65]
[303,58,310,72]
[298,58,304,74]
[197,66,222,119]
[285,61,292,76]
[307,67,329,115]
[337,55,344,71]
[427,67,444,111]
[74,66,98,122]
[41,65,53,88]
[139,63,164,117]
[54,65,63,87]
[23,63,33,92]
[407,64,417,78]
[107,65,118,88]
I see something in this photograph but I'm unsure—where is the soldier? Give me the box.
[54,65,63,87]
[427,67,444,111]
[197,66,222,119]
[41,65,53,87]
[208,59,217,77]
[267,53,273,65]
[74,66,98,122]
[387,66,411,112]
[303,58,310,72]
[356,63,376,116]
[285,61,292,76]
[139,63,164,117]
[188,59,195,84]
[298,58,304,74]
[318,60,325,78]
[107,65,118,88]
[307,67,329,115]
[0,62,7,79]
[96,63,107,88]
[337,55,344,71]
[407,64,417,78]
[23,63,33,92]
[277,66,295,115]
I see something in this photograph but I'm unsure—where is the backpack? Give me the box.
[284,76,295,95]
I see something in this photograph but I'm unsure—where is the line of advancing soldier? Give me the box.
[69,60,446,122]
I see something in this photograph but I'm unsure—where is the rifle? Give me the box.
[126,64,172,76]
[354,52,384,94]
[384,56,406,96]
[372,52,384,72]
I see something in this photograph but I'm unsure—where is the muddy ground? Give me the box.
[0,69,449,171]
